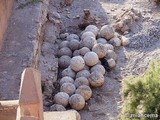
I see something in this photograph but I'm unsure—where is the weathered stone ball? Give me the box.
[60,83,76,96]
[90,64,106,75]
[85,25,99,36]
[58,55,71,69]
[58,47,72,57]
[73,50,80,56]
[69,39,80,51]
[107,58,116,68]
[109,37,121,47]
[92,43,108,58]
[104,43,114,51]
[81,36,97,50]
[74,77,90,88]
[70,56,85,72]
[50,104,66,111]
[54,92,69,107]
[76,70,90,78]
[81,31,95,40]
[79,47,90,56]
[75,85,92,101]
[66,34,79,41]
[69,94,85,110]
[83,52,99,66]
[59,76,74,86]
[121,36,130,46]
[88,71,105,87]
[97,38,108,44]
[100,25,115,40]
[61,67,76,79]
[59,41,69,48]
[105,50,117,61]
[82,65,90,70]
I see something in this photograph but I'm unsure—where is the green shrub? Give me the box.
[119,60,160,120]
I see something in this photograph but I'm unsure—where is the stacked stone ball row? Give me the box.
[51,25,129,117]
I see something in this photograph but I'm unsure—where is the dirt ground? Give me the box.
[0,0,160,120]
[43,0,160,120]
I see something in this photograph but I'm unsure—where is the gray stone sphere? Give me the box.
[76,85,92,101]
[61,67,76,79]
[88,71,105,87]
[69,94,85,110]
[100,25,115,40]
[90,64,106,75]
[54,92,69,107]
[74,77,90,88]
[70,56,85,72]
[58,47,72,57]
[59,76,74,86]
[58,55,71,69]
[83,52,99,66]
[60,83,76,96]
[76,70,90,78]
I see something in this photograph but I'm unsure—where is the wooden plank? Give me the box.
[44,111,77,120]
[17,68,44,120]
[0,100,18,120]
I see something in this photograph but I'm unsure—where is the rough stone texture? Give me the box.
[0,1,48,100]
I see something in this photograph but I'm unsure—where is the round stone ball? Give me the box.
[79,47,90,56]
[81,36,97,50]
[100,25,115,40]
[76,70,90,78]
[109,37,121,47]
[85,25,99,36]
[74,77,90,88]
[121,36,130,46]
[68,109,81,120]
[66,34,79,41]
[97,38,107,44]
[75,85,92,101]
[61,67,76,79]
[105,50,117,61]
[59,41,69,48]
[54,92,69,107]
[58,47,72,57]
[88,71,105,87]
[84,52,99,66]
[60,83,76,96]
[82,65,90,70]
[73,50,80,56]
[81,31,95,40]
[69,39,80,51]
[58,55,71,69]
[50,104,66,111]
[92,43,108,59]
[59,76,74,86]
[69,94,85,110]
[107,58,116,68]
[70,56,85,72]
[104,43,114,51]
[90,64,106,75]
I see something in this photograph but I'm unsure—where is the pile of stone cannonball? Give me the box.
[51,24,129,119]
